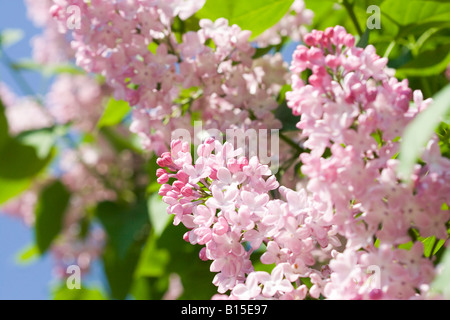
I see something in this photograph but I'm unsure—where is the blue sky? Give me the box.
[0,0,55,300]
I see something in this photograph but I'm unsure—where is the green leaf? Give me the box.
[15,244,39,265]
[398,84,450,179]
[421,236,445,258]
[96,200,149,260]
[11,59,85,77]
[102,236,146,300]
[134,222,216,300]
[380,0,450,27]
[0,177,32,205]
[357,28,370,48]
[97,199,149,300]
[147,193,170,237]
[16,127,58,159]
[196,0,295,39]
[97,98,131,128]
[0,99,9,150]
[431,247,450,298]
[0,138,54,180]
[99,127,143,154]
[35,181,71,254]
[52,284,107,300]
[135,234,170,278]
[275,85,300,132]
[304,0,348,32]
[0,29,24,48]
[396,44,450,78]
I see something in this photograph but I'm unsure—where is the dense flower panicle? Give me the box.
[51,226,105,277]
[1,190,38,226]
[0,83,54,135]
[286,26,450,299]
[49,0,294,155]
[157,26,450,300]
[157,138,338,298]
[47,75,111,131]
[25,0,75,64]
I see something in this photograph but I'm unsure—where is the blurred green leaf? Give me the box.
[53,284,107,300]
[275,85,300,132]
[102,236,146,300]
[100,127,142,154]
[380,0,450,27]
[98,199,149,300]
[0,99,9,150]
[431,247,450,298]
[97,98,131,128]
[357,28,370,48]
[0,104,54,204]
[0,29,24,48]
[0,177,32,205]
[135,233,170,278]
[422,236,445,258]
[35,180,71,254]
[396,44,450,77]
[16,127,58,159]
[0,138,54,179]
[96,200,149,260]
[196,0,295,39]
[398,84,450,179]
[15,243,39,265]
[11,59,85,77]
[134,222,216,300]
[147,194,170,237]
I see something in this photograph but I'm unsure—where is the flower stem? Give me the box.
[342,0,363,37]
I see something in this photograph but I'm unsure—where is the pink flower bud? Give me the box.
[209,168,218,180]
[213,217,229,235]
[304,34,316,46]
[227,158,240,173]
[199,247,208,261]
[157,152,173,167]
[157,173,169,184]
[156,168,167,178]
[173,180,185,192]
[50,5,62,18]
[181,186,193,197]
[344,34,355,47]
[176,170,189,183]
[158,184,172,196]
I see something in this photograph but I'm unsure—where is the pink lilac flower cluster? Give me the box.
[26,1,112,132]
[157,138,338,298]
[25,0,75,64]
[0,83,53,135]
[156,26,450,300]
[50,0,292,155]
[286,26,450,299]
[47,74,112,131]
